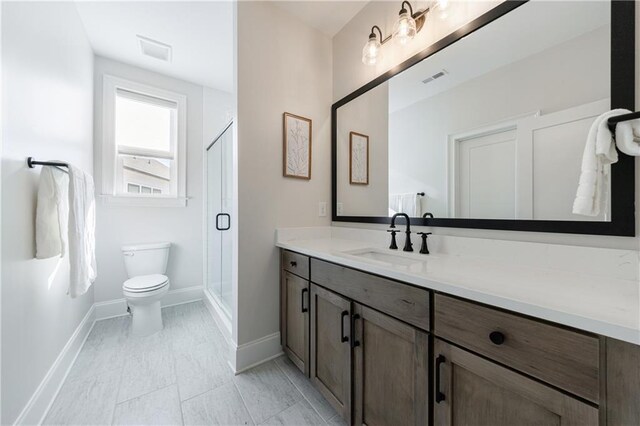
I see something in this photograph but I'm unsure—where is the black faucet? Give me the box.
[390,213,413,252]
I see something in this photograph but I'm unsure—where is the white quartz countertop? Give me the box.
[276,236,640,345]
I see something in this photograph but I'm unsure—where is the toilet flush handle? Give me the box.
[123,251,135,257]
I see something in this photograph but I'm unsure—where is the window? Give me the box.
[102,75,187,206]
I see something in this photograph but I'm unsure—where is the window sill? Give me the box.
[99,194,188,208]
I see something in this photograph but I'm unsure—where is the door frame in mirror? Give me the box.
[331,0,635,236]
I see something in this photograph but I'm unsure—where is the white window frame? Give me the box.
[101,75,187,207]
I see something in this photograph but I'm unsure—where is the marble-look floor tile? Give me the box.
[182,382,253,426]
[44,368,122,425]
[260,399,325,425]
[117,346,176,403]
[275,356,337,421]
[326,414,347,426]
[112,384,183,425]
[176,341,234,401]
[86,316,130,348]
[233,361,301,424]
[67,339,125,382]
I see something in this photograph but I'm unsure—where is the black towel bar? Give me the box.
[27,157,70,174]
[607,111,640,132]
[27,157,69,169]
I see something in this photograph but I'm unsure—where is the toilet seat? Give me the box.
[123,274,169,293]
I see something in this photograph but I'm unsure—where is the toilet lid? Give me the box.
[123,274,169,293]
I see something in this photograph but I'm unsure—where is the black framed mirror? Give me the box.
[332,0,635,236]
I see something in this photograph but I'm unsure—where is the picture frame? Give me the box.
[349,131,369,185]
[283,112,312,179]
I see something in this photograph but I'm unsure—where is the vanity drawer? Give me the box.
[434,294,600,403]
[310,259,430,330]
[282,250,309,279]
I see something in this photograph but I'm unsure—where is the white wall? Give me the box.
[236,1,332,346]
[389,27,609,219]
[333,1,640,251]
[1,3,94,423]
[92,56,233,303]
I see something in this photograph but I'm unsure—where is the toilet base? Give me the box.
[130,300,163,337]
[123,283,169,337]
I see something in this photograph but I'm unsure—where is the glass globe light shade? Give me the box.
[362,35,382,65]
[393,11,417,45]
[436,0,450,20]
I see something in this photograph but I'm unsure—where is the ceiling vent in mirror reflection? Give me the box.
[137,35,172,62]
[422,69,448,85]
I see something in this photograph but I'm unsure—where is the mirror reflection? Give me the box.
[336,1,610,221]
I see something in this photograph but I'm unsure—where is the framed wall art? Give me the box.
[283,112,312,179]
[349,131,369,185]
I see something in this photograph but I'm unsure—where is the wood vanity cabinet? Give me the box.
[279,250,640,426]
[309,283,352,422]
[433,339,599,426]
[280,251,310,375]
[352,303,429,426]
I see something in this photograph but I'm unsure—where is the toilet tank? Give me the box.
[122,242,171,278]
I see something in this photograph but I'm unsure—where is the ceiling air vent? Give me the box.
[422,69,448,84]
[137,35,172,62]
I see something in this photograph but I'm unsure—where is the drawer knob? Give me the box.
[290,261,297,267]
[489,331,505,345]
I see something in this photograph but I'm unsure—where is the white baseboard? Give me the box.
[94,285,204,320]
[14,305,96,426]
[233,332,283,374]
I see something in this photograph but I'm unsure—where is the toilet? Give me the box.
[122,242,171,337]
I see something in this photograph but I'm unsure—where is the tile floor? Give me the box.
[44,301,344,426]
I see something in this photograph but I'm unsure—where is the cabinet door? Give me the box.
[353,303,429,426]
[310,284,352,424]
[281,271,309,375]
[434,339,598,426]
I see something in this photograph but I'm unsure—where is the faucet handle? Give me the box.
[417,232,431,254]
[387,229,399,250]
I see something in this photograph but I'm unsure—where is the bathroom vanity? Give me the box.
[277,238,640,426]
[278,0,640,424]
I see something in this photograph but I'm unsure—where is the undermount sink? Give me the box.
[338,248,430,269]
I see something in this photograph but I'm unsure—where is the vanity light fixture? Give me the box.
[362,1,430,65]
[362,25,387,65]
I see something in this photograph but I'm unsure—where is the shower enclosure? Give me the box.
[206,121,233,318]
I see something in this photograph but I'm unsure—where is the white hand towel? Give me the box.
[36,166,69,259]
[400,193,422,217]
[573,109,629,216]
[68,165,97,298]
[389,194,402,214]
[615,117,640,156]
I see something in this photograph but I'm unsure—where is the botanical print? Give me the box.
[283,113,312,179]
[350,132,369,185]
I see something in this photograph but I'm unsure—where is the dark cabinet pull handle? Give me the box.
[340,310,349,343]
[435,355,446,403]
[290,261,297,268]
[489,331,505,345]
[301,288,308,313]
[351,313,361,348]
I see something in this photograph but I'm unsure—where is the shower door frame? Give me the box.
[203,120,234,329]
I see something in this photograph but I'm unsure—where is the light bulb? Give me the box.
[436,0,449,20]
[362,35,382,65]
[393,10,417,45]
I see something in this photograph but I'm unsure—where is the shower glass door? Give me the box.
[206,122,233,318]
